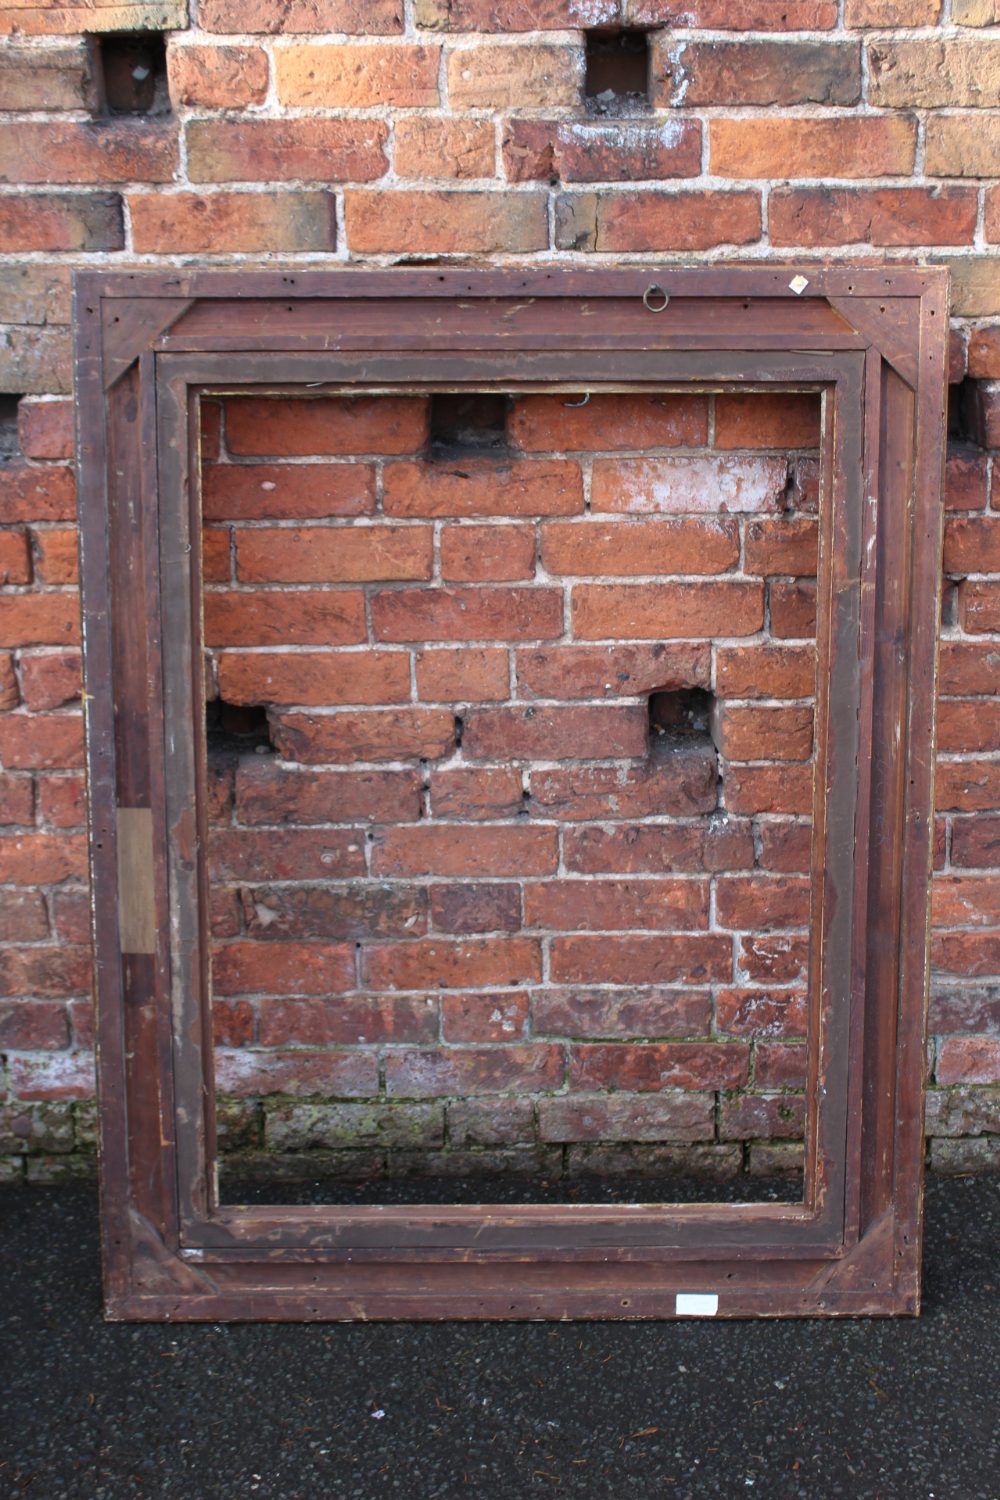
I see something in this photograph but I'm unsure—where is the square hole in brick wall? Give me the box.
[95,33,169,117]
[585,29,651,114]
[0,395,21,463]
[201,389,821,1205]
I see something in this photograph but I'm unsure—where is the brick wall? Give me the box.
[1,0,999,1182]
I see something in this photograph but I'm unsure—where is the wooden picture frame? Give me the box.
[74,265,948,1321]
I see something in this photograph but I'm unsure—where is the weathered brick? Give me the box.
[569,1041,748,1092]
[235,761,422,825]
[959,580,1000,633]
[951,816,1000,868]
[715,644,815,700]
[936,760,1000,812]
[215,1049,378,1098]
[540,1091,714,1143]
[716,987,808,1037]
[0,596,79,649]
[199,0,403,31]
[590,455,787,514]
[0,651,17,710]
[953,0,1000,19]
[276,45,440,107]
[395,119,495,181]
[948,258,1000,317]
[204,590,365,646]
[372,824,557,877]
[0,123,176,185]
[0,530,30,586]
[868,39,1000,108]
[710,116,916,178]
[740,935,809,985]
[385,1043,562,1097]
[944,445,989,510]
[719,1091,805,1140]
[550,933,732,986]
[510,393,708,452]
[929,979,1000,1032]
[517,642,710,701]
[167,44,269,108]
[0,1001,69,1051]
[414,647,510,703]
[0,44,96,110]
[932,875,1000,928]
[270,708,455,764]
[845,0,941,20]
[16,401,73,462]
[430,766,524,821]
[441,992,529,1042]
[447,44,579,109]
[525,877,709,932]
[241,883,427,941]
[926,116,1000,180]
[715,704,813,762]
[129,192,337,254]
[0,946,90,998]
[440,523,535,582]
[0,714,84,771]
[0,2,187,33]
[653,39,860,108]
[371,586,563,643]
[235,525,432,583]
[218,650,410,707]
[0,891,49,944]
[769,580,817,640]
[937,1037,1000,1085]
[462,704,648,760]
[416,0,617,25]
[213,940,355,996]
[504,119,701,184]
[7,1051,94,1101]
[722,764,813,815]
[365,937,542,991]
[345,189,548,254]
[0,833,86,884]
[385,459,582,518]
[533,986,711,1039]
[186,119,388,184]
[0,465,75,524]
[209,827,367,882]
[531,747,718,820]
[541,518,739,577]
[626,0,837,22]
[756,821,811,874]
[754,1039,808,1088]
[716,875,810,930]
[939,642,1000,697]
[30,528,77,585]
[769,187,977,248]
[203,462,374,521]
[19,651,81,711]
[431,885,522,935]
[555,190,761,252]
[564,819,753,875]
[571,580,764,640]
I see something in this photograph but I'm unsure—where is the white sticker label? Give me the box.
[789,275,810,296]
[676,1293,719,1317]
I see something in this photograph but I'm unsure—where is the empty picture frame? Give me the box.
[74,265,948,1320]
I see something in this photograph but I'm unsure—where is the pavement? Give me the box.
[1,1173,998,1500]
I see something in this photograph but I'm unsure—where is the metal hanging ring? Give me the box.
[643,284,669,313]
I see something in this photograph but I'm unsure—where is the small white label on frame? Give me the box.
[676,1292,719,1317]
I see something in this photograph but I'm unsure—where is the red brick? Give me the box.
[384,459,583,518]
[385,1043,562,1097]
[0,652,16,710]
[258,995,437,1048]
[936,761,1000,812]
[373,824,556,878]
[202,531,230,583]
[968,326,1000,379]
[550,933,732,985]
[215,1049,378,1099]
[0,41,96,109]
[944,445,989,511]
[199,0,404,31]
[212,940,355,996]
[517,642,709,701]
[590,455,786,514]
[628,0,837,25]
[0,891,48,943]
[568,1042,749,1092]
[241,884,427,941]
[532,748,718,820]
[29,528,77,585]
[769,581,817,639]
[740,935,809,985]
[719,1091,806,1140]
[540,1091,714,1143]
[959,581,1000,633]
[0,193,123,253]
[167,43,269,107]
[204,590,365,647]
[754,1040,808,1088]
[187,119,388,184]
[365,937,542,991]
[371,586,563,644]
[653,39,860,107]
[0,465,75,524]
[0,714,83,770]
[963,380,1000,448]
[441,991,529,1042]
[715,704,814,762]
[868,38,1000,108]
[938,701,1000,755]
[37,774,87,830]
[225,397,428,457]
[541,518,739,577]
[235,525,432,584]
[715,644,815,700]
[723,764,813,815]
[0,122,176,185]
[555,189,761,252]
[0,1001,67,1050]
[346,188,547,253]
[715,875,810,930]
[0,529,30,585]
[503,118,701,184]
[394,118,495,180]
[770,187,977,248]
[217,650,410,708]
[235,761,421,825]
[510,393,708,452]
[209,828,365,884]
[447,43,578,109]
[564,820,754,875]
[277,43,439,107]
[19,651,80,711]
[951,816,1000,868]
[462,704,648,761]
[429,767,523,821]
[271,708,455,766]
[16,401,73,461]
[204,465,375,522]
[945,516,1000,574]
[756,821,812,874]
[7,1051,94,1101]
[414,648,510,703]
[715,394,821,451]
[571,580,764,640]
[744,519,819,576]
[932,875,1000,928]
[0,946,90,998]
[416,0,615,27]
[533,986,712,1039]
[430,884,521,935]
[716,987,808,1038]
[524,877,709,931]
[0,833,86,883]
[845,0,940,20]
[937,1037,1000,1085]
[212,1000,253,1048]
[129,192,337,254]
[440,524,535,583]
[937,642,1000,697]
[710,116,916,178]
[932,929,1000,975]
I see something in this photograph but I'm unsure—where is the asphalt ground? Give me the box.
[1,1172,998,1500]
